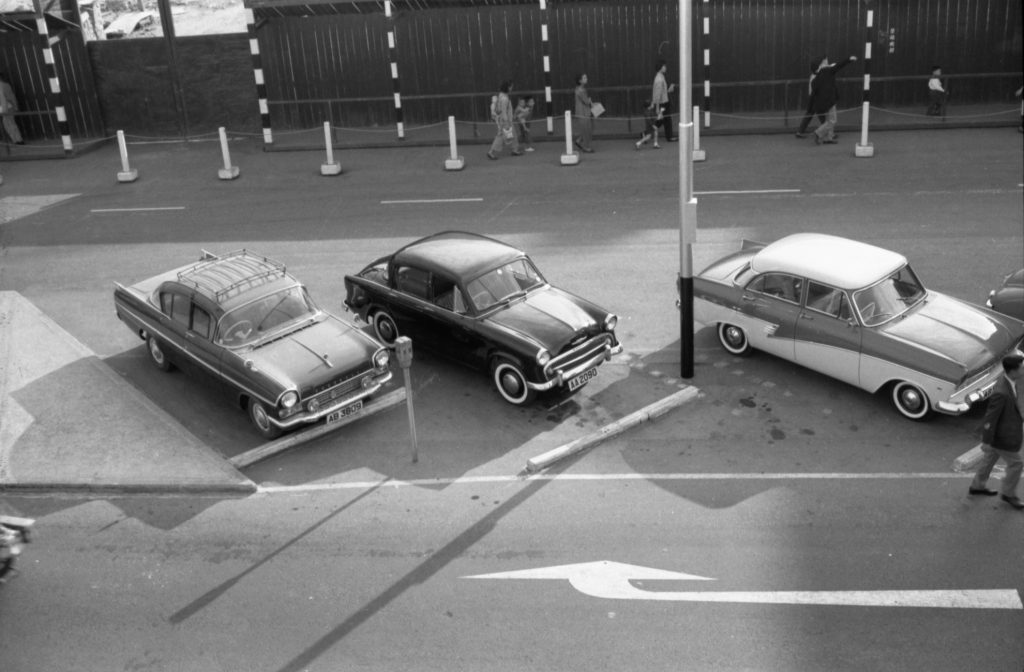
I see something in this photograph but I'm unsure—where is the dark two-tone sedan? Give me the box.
[344,231,622,405]
[692,233,1024,420]
[115,250,392,439]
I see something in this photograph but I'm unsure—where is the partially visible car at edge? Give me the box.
[344,231,622,406]
[691,233,1024,420]
[114,250,392,439]
[987,268,1024,321]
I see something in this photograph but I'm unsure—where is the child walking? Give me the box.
[635,99,659,149]
[514,95,535,152]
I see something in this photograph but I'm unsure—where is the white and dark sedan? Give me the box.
[692,233,1024,420]
[344,231,622,406]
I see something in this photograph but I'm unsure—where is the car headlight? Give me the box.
[280,391,299,409]
[374,349,390,370]
[604,314,618,331]
[537,348,551,366]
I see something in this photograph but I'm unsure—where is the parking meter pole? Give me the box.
[394,337,418,463]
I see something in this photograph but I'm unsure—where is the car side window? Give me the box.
[396,266,430,301]
[432,276,467,314]
[191,305,212,339]
[747,273,802,304]
[164,292,190,326]
[806,282,852,320]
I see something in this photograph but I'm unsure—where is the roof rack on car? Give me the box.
[177,249,289,302]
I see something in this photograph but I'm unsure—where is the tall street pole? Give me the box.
[678,0,697,379]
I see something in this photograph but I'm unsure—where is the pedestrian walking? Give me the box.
[795,61,823,138]
[809,54,857,145]
[487,80,522,160]
[925,66,947,116]
[651,60,676,142]
[573,73,595,153]
[0,72,24,145]
[635,99,659,149]
[969,353,1024,510]
[514,94,535,152]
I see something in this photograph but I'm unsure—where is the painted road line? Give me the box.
[464,561,1023,610]
[526,386,701,473]
[380,198,484,204]
[90,207,187,213]
[258,471,974,494]
[695,189,801,195]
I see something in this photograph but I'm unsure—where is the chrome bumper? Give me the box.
[527,341,623,392]
[272,370,393,429]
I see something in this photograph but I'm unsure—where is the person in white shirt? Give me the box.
[926,66,947,116]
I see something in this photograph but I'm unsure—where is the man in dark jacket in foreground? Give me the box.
[809,54,857,145]
[969,353,1024,510]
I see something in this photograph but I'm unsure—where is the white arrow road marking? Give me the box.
[463,561,1023,610]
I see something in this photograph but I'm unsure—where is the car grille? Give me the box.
[302,368,374,406]
[544,333,615,377]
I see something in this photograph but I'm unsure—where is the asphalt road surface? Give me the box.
[1,128,1022,671]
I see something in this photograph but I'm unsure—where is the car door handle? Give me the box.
[799,312,813,320]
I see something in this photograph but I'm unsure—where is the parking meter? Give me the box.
[395,337,418,462]
[395,336,413,369]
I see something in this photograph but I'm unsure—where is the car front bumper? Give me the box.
[272,370,393,429]
[528,336,623,392]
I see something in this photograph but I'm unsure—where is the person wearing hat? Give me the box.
[969,353,1024,510]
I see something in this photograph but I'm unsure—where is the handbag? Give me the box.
[590,102,605,118]
[502,126,515,142]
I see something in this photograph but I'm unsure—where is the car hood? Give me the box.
[881,293,1024,374]
[485,288,599,352]
[245,316,379,389]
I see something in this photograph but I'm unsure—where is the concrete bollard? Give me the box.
[692,105,706,162]
[560,110,579,166]
[444,116,465,171]
[217,127,240,180]
[116,130,138,183]
[320,122,342,176]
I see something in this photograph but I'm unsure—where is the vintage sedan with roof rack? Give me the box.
[692,233,1024,420]
[344,231,622,406]
[114,250,392,439]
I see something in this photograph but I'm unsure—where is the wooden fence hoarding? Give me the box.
[1,0,1021,142]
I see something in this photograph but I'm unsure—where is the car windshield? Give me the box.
[219,286,317,345]
[853,264,926,327]
[466,258,546,311]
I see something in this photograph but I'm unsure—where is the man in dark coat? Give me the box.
[969,353,1024,509]
[809,54,857,145]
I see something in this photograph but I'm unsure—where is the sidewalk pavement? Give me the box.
[1,102,1019,159]
[0,292,256,496]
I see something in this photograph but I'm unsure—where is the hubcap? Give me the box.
[500,371,523,396]
[900,387,923,412]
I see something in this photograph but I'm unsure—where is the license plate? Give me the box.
[567,367,598,391]
[326,400,363,424]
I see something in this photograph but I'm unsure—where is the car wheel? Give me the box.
[891,381,931,420]
[247,398,283,440]
[717,323,751,356]
[371,309,400,346]
[490,356,536,406]
[147,336,173,372]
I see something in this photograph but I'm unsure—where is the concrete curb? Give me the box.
[525,386,701,473]
[229,387,408,469]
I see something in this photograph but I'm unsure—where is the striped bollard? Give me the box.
[321,122,342,176]
[444,116,465,170]
[560,111,579,166]
[855,8,875,157]
[116,130,138,183]
[217,127,240,180]
[692,105,706,162]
